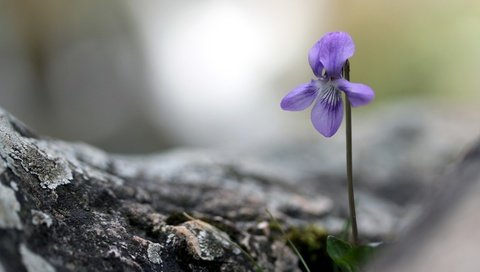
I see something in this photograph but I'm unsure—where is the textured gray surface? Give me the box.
[0,108,327,271]
[2,105,466,271]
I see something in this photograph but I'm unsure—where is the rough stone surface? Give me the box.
[1,106,466,271]
[0,108,313,271]
[0,115,72,190]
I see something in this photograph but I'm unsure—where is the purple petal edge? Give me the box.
[335,79,375,107]
[280,81,319,111]
[308,42,324,77]
[318,32,355,78]
[310,93,344,137]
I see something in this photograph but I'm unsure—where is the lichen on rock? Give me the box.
[31,210,53,228]
[0,114,72,190]
[147,242,163,264]
[163,219,235,261]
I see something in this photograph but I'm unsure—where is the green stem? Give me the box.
[344,60,359,245]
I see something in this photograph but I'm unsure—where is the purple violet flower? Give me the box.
[280,32,375,137]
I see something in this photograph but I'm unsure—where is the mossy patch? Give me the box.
[281,224,334,271]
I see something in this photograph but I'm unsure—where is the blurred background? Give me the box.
[2,1,480,268]
[0,0,479,154]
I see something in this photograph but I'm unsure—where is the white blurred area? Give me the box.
[0,0,328,152]
[127,0,327,147]
[1,0,479,153]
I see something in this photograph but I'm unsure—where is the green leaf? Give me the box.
[348,245,375,265]
[326,235,377,272]
[326,236,354,272]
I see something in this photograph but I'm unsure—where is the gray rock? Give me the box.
[0,106,431,271]
[0,107,308,271]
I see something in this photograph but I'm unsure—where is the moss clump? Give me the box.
[285,225,334,272]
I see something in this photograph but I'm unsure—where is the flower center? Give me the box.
[319,82,341,108]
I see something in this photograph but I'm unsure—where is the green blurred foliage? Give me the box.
[326,235,376,272]
[329,0,480,104]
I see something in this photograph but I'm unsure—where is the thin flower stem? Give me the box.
[344,60,359,245]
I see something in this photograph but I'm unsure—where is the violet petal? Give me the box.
[280,81,320,111]
[318,32,355,78]
[335,79,375,107]
[311,87,343,137]
[308,42,324,77]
